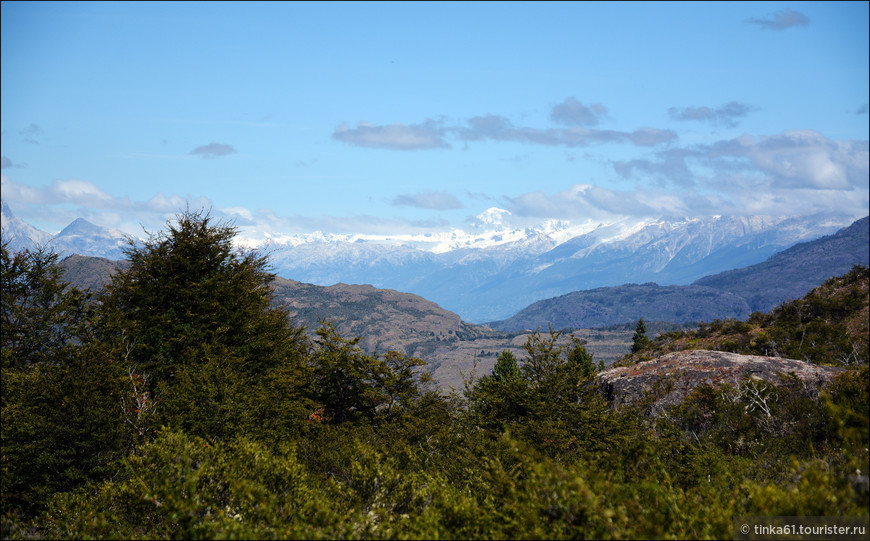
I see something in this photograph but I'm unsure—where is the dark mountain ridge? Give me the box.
[693,216,870,312]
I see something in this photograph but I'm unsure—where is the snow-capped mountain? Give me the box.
[2,200,862,323]
[257,213,860,322]
[1,202,130,260]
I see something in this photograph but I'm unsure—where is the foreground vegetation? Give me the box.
[2,210,868,539]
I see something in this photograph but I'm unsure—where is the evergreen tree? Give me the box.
[96,209,306,390]
[467,350,531,428]
[492,350,522,382]
[309,321,430,425]
[631,318,651,353]
[91,209,309,442]
[566,340,604,379]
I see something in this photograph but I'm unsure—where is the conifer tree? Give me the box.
[467,350,531,428]
[631,318,651,353]
[492,350,522,382]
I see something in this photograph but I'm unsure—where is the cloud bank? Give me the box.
[332,121,449,150]
[550,97,609,126]
[332,98,678,151]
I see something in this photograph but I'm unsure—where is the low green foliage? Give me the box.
[2,214,867,540]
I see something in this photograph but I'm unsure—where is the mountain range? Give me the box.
[490,215,869,332]
[1,201,129,260]
[2,201,865,323]
[255,214,861,322]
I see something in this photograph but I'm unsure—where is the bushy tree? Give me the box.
[34,429,343,540]
[310,321,430,425]
[520,326,602,411]
[1,244,92,369]
[95,209,307,391]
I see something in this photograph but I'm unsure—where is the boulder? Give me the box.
[596,350,844,413]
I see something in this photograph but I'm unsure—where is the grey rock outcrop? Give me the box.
[596,350,844,413]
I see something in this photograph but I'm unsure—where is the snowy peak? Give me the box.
[57,217,109,238]
[1,201,54,252]
[242,216,598,256]
[1,202,130,259]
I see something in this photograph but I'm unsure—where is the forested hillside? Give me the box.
[2,211,867,540]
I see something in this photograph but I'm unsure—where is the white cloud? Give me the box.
[616,129,868,193]
[454,116,677,148]
[220,206,255,221]
[714,130,868,191]
[51,179,117,205]
[0,176,218,236]
[1,175,43,203]
[474,207,512,226]
[503,183,720,223]
[332,102,677,151]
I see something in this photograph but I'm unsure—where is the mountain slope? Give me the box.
[488,283,751,331]
[58,254,130,291]
[693,216,870,312]
[52,218,130,260]
[55,255,634,390]
[1,201,53,252]
[614,264,869,367]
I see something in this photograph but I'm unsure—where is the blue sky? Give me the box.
[2,1,868,239]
